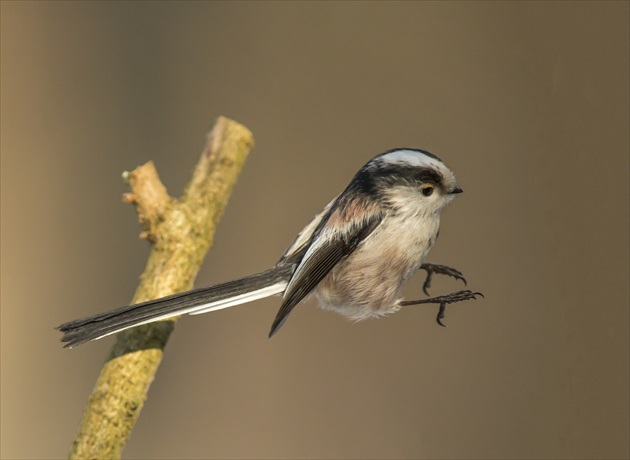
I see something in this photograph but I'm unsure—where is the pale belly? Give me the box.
[314,215,440,321]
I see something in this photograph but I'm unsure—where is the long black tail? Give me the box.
[58,266,292,348]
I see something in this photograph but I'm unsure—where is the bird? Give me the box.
[58,148,481,348]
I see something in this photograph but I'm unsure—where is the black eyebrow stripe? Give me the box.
[374,164,444,187]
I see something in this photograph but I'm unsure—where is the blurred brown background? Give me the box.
[1,2,628,459]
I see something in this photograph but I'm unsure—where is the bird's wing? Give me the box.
[268,212,382,337]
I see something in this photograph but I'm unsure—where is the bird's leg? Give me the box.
[400,290,483,327]
[419,263,467,295]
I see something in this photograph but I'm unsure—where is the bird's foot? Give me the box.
[419,263,466,295]
[400,290,483,327]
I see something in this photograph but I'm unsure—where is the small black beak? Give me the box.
[450,186,463,194]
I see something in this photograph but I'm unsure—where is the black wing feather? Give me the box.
[268,216,382,337]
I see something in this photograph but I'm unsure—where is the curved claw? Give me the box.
[462,291,484,301]
[436,303,447,327]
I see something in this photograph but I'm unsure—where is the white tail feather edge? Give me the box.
[189,281,287,315]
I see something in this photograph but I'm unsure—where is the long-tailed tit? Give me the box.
[59,148,481,347]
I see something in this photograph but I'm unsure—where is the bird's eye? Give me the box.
[421,186,434,197]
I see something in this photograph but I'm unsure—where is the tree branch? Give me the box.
[68,116,254,459]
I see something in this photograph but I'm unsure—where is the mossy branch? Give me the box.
[68,116,254,459]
